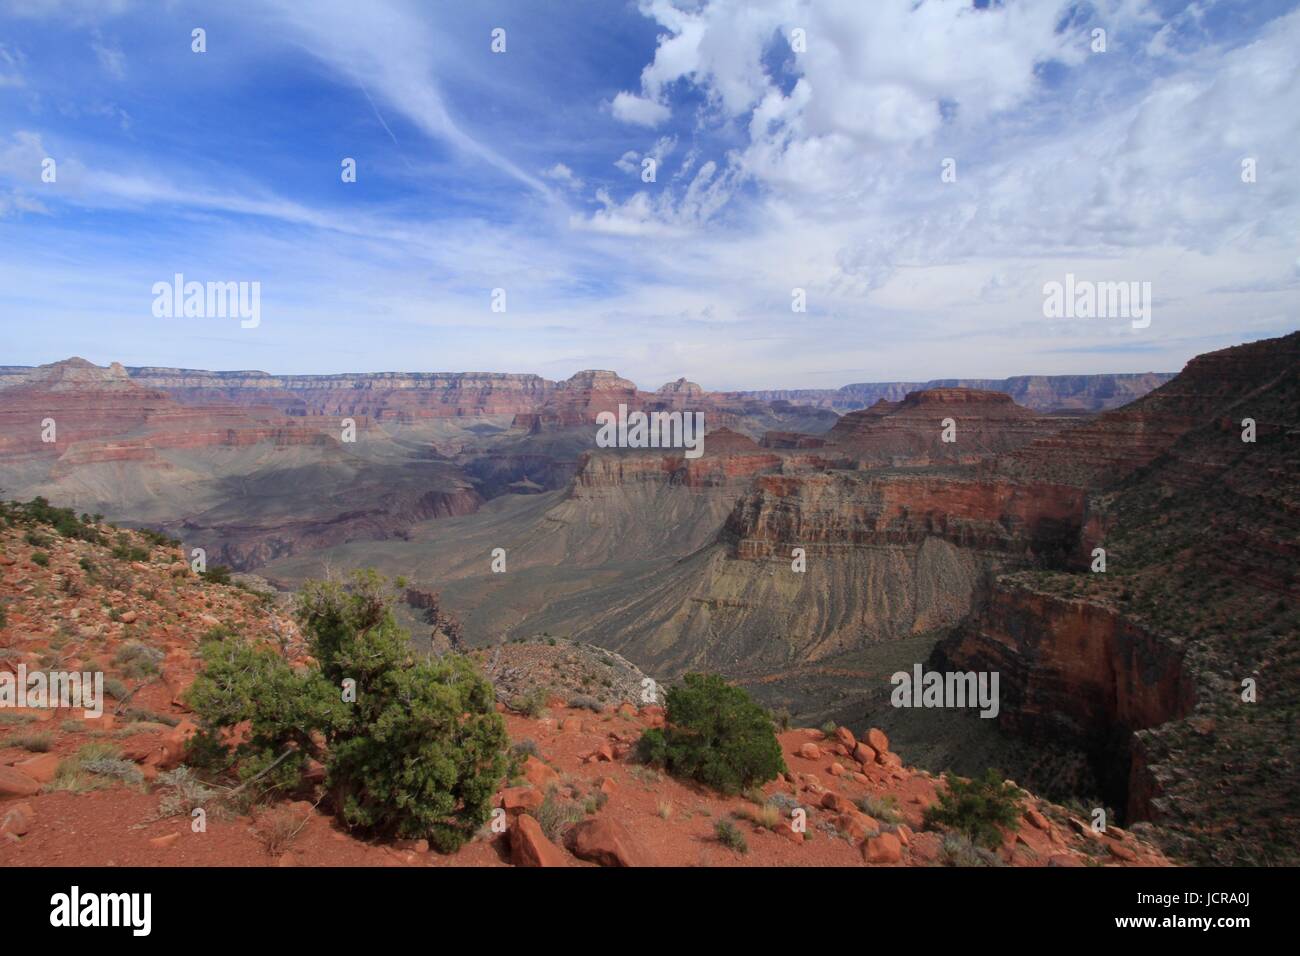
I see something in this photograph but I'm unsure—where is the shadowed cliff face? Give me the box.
[724,471,1086,560]
[933,331,1300,863]
[932,584,1196,820]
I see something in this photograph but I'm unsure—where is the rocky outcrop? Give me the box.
[822,388,1077,466]
[931,583,1195,816]
[935,331,1300,864]
[724,471,1086,560]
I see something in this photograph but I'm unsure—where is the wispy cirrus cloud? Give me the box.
[0,0,1295,389]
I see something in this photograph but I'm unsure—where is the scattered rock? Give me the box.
[1,802,35,837]
[1107,841,1138,862]
[510,814,568,867]
[866,727,889,754]
[522,756,559,789]
[0,767,41,798]
[820,792,856,815]
[863,832,902,864]
[568,817,651,867]
[14,752,60,784]
[853,742,877,765]
[499,786,543,815]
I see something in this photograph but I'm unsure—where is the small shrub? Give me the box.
[924,769,1023,850]
[858,793,903,825]
[510,738,541,760]
[509,687,548,718]
[634,673,786,795]
[31,551,50,567]
[714,819,748,853]
[6,731,54,752]
[188,569,509,854]
[113,641,164,679]
[253,804,308,856]
[112,544,150,563]
[939,833,1004,867]
[199,565,233,585]
[742,803,782,830]
[568,694,603,712]
[138,528,181,550]
[534,788,585,841]
[155,767,219,819]
[50,743,138,792]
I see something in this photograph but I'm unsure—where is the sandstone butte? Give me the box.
[0,520,1170,868]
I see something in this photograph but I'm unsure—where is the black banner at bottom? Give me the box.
[5,865,1279,941]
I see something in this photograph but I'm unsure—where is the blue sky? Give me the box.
[1,0,1297,389]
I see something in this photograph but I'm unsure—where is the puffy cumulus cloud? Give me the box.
[542,163,584,190]
[611,91,672,127]
[615,0,1111,191]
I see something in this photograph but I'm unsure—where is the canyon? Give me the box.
[0,335,1294,865]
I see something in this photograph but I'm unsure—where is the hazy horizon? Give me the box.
[5,349,1193,395]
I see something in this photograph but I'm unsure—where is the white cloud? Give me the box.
[542,163,584,190]
[91,32,126,79]
[610,90,671,127]
[259,0,555,200]
[0,43,25,87]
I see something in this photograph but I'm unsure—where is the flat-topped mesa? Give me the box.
[126,367,555,419]
[896,386,1023,410]
[823,387,1072,466]
[0,357,349,459]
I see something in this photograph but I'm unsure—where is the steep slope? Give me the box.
[0,507,1168,868]
[934,330,1300,863]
